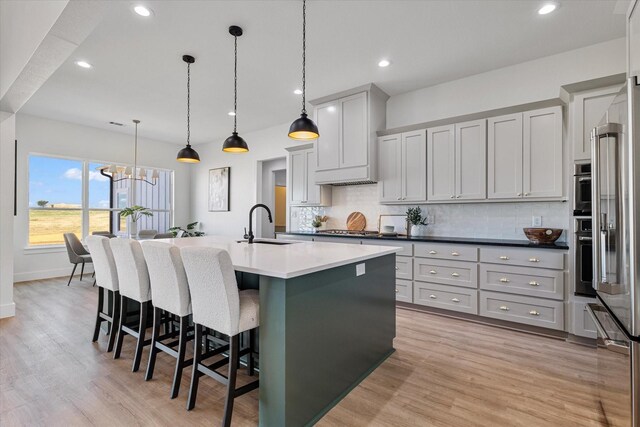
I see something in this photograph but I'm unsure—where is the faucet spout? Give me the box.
[246,203,273,244]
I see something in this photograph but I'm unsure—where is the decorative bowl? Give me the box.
[523,228,563,244]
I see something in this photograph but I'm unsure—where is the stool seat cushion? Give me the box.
[238,290,259,334]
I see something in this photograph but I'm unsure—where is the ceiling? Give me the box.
[20,0,627,145]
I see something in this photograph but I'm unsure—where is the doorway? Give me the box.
[256,157,286,239]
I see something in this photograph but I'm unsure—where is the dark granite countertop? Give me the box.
[277,231,569,250]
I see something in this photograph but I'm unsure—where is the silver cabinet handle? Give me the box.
[451,252,460,256]
[529,281,539,287]
[499,306,510,311]
[395,289,399,293]
[451,298,460,303]
[429,294,437,299]
[429,270,437,275]
[578,236,593,241]
[524,193,530,196]
[499,278,510,283]
[529,310,540,316]
[397,197,401,200]
[529,258,540,263]
[429,250,437,254]
[517,193,522,197]
[499,256,510,260]
[395,266,399,270]
[456,195,461,199]
[450,195,455,199]
[451,272,460,277]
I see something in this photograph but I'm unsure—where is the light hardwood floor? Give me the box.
[0,278,605,426]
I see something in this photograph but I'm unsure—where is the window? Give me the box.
[28,155,173,246]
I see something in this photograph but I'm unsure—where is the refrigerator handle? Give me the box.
[586,303,630,356]
[591,127,603,291]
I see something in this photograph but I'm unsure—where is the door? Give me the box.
[523,106,563,198]
[315,102,340,171]
[402,130,427,202]
[340,92,368,168]
[455,119,486,200]
[488,113,523,199]
[289,150,306,205]
[573,86,621,160]
[378,134,402,202]
[305,150,321,204]
[427,125,455,201]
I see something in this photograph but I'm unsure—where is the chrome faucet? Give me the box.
[244,203,273,244]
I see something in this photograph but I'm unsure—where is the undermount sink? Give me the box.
[236,239,297,245]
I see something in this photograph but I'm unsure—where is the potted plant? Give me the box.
[311,215,328,231]
[406,207,429,237]
[168,222,205,238]
[119,205,153,237]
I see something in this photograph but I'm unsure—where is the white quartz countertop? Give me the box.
[154,235,401,279]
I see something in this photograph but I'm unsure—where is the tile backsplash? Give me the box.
[290,184,570,242]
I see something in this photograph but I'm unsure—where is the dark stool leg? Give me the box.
[80,261,85,281]
[107,291,120,352]
[187,323,203,410]
[113,295,127,359]
[222,334,240,427]
[170,315,189,399]
[132,301,148,372]
[67,263,78,286]
[145,307,162,381]
[248,328,256,376]
[92,286,104,342]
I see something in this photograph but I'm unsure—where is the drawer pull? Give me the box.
[499,305,510,311]
[451,272,460,277]
[429,270,437,275]
[429,294,437,299]
[529,310,540,316]
[499,278,510,283]
[451,298,460,303]
[429,250,437,255]
[529,258,540,263]
[529,281,539,287]
[451,252,460,256]
[395,289,399,293]
[395,266,399,270]
[499,256,510,260]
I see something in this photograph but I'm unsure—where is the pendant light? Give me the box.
[177,54,201,163]
[223,25,249,153]
[288,0,319,140]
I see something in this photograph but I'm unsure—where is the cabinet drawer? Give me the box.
[414,259,478,288]
[396,256,413,280]
[479,264,564,300]
[414,282,478,314]
[414,243,478,262]
[372,240,413,257]
[479,291,564,331]
[480,247,564,270]
[395,279,412,303]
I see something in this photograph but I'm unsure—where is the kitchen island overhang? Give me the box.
[164,236,401,426]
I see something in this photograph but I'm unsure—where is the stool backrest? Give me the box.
[63,232,89,262]
[110,239,151,303]
[181,247,239,336]
[138,229,158,238]
[86,235,119,291]
[141,241,191,317]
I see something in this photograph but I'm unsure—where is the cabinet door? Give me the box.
[289,150,307,205]
[378,134,402,202]
[402,130,427,202]
[488,113,523,199]
[315,102,340,171]
[455,119,486,200]
[305,150,321,204]
[340,92,368,168]
[427,125,455,201]
[573,86,620,160]
[523,106,563,198]
[630,0,639,79]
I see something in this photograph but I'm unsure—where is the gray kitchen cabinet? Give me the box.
[630,0,639,79]
[479,291,564,331]
[427,120,486,202]
[414,282,478,315]
[378,130,427,203]
[571,300,597,339]
[396,279,413,303]
[286,144,331,207]
[488,107,563,200]
[572,86,621,161]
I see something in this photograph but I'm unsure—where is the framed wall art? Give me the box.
[208,167,230,212]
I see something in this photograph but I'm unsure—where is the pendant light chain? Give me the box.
[234,33,238,133]
[302,0,307,114]
[187,61,191,146]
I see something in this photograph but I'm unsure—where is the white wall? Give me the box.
[13,114,192,282]
[387,37,626,129]
[0,115,16,317]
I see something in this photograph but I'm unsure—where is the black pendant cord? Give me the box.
[186,61,191,147]
[233,33,238,133]
[301,0,307,115]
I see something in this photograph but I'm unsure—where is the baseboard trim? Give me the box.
[14,266,94,283]
[0,302,16,318]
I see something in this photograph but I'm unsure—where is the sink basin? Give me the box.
[236,239,297,245]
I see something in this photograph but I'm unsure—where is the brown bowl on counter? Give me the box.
[523,228,563,244]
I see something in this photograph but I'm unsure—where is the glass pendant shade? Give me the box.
[124,166,133,177]
[177,145,200,163]
[151,169,159,179]
[138,168,147,178]
[288,112,319,140]
[107,164,118,173]
[222,132,249,152]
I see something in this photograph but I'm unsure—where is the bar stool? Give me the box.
[181,247,259,427]
[110,238,152,372]
[140,241,194,399]
[86,235,120,352]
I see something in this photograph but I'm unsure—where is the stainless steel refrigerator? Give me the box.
[587,77,640,427]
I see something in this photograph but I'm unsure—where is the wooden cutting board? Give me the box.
[346,212,366,231]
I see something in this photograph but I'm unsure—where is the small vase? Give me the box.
[128,220,138,239]
[410,224,428,237]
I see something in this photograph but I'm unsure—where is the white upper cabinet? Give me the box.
[572,86,621,161]
[312,84,388,185]
[630,0,639,79]
[378,134,402,202]
[488,106,563,200]
[427,125,455,201]
[455,119,487,200]
[286,144,331,207]
[378,130,426,203]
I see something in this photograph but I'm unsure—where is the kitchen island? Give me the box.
[164,236,401,426]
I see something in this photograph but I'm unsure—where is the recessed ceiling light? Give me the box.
[538,3,557,15]
[293,89,303,95]
[134,5,152,17]
[75,60,92,69]
[378,59,390,68]
[228,111,236,116]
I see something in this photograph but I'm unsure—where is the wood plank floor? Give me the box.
[0,278,605,426]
